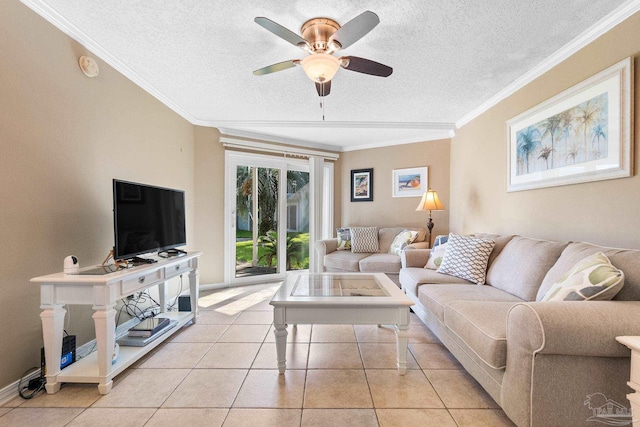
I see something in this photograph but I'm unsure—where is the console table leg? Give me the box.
[93,305,116,394]
[40,304,66,394]
[274,323,288,374]
[189,269,200,324]
[395,323,409,376]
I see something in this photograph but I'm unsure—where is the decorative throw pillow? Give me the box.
[437,234,495,284]
[336,227,351,251]
[388,230,419,256]
[541,252,624,302]
[350,226,379,253]
[425,242,448,269]
[433,234,449,247]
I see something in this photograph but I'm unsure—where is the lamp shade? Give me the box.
[415,189,444,212]
[301,53,340,83]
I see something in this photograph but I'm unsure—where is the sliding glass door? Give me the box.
[225,153,318,285]
[234,165,281,278]
[286,168,310,272]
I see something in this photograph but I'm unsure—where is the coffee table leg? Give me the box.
[395,323,409,375]
[274,323,288,374]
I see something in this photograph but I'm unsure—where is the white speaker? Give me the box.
[64,255,79,274]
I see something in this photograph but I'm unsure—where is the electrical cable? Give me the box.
[167,276,184,312]
[18,367,45,399]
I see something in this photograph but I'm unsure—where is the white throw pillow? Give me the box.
[350,227,379,253]
[388,230,419,256]
[437,233,495,284]
[541,252,624,302]
[425,242,448,269]
[336,227,351,251]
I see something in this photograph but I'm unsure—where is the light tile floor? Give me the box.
[1,283,516,427]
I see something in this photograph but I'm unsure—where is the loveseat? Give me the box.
[400,233,640,427]
[315,227,429,285]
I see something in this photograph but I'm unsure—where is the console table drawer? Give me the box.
[121,269,163,295]
[165,260,190,278]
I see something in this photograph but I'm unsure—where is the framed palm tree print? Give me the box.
[506,57,632,192]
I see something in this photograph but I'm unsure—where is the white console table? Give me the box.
[617,336,640,426]
[31,252,201,395]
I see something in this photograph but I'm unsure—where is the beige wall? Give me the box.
[450,12,640,249]
[338,139,451,240]
[194,126,225,284]
[0,0,195,390]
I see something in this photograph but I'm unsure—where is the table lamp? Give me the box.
[415,189,445,248]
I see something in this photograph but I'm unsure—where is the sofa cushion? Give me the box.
[400,267,473,296]
[437,234,495,285]
[418,284,524,322]
[324,251,370,272]
[359,253,402,274]
[474,233,517,269]
[351,226,379,253]
[486,236,568,301]
[538,242,640,301]
[445,301,518,369]
[541,252,624,302]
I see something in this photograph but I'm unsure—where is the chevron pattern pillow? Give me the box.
[350,227,379,253]
[437,234,495,284]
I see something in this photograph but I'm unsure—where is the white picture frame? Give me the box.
[506,57,633,192]
[392,167,428,198]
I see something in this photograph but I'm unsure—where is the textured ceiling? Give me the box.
[22,0,635,150]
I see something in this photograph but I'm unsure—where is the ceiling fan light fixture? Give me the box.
[301,53,340,83]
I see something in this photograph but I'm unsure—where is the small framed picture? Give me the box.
[392,167,428,197]
[351,168,373,202]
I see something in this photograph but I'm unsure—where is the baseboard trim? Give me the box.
[199,282,228,292]
[0,317,141,406]
[0,369,41,406]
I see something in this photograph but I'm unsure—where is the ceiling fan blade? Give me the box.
[315,81,331,97]
[330,11,379,50]
[255,17,309,48]
[253,60,298,76]
[340,56,392,77]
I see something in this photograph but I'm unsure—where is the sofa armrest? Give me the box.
[315,239,339,256]
[502,301,640,426]
[314,239,339,272]
[401,249,431,268]
[508,301,640,358]
[406,241,430,250]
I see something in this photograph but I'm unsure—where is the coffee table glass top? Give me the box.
[291,273,389,297]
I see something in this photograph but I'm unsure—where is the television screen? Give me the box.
[113,180,186,260]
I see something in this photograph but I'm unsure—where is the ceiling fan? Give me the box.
[253,11,393,97]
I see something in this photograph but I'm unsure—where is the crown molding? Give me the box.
[339,130,455,152]
[19,0,198,124]
[208,120,456,130]
[455,0,640,129]
[218,125,456,153]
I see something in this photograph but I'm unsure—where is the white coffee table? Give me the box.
[270,272,414,375]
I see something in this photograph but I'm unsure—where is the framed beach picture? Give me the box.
[392,167,428,198]
[507,57,633,192]
[351,168,373,202]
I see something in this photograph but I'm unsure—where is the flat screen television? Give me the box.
[113,179,186,261]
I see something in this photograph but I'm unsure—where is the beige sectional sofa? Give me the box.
[315,227,429,285]
[400,233,640,427]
